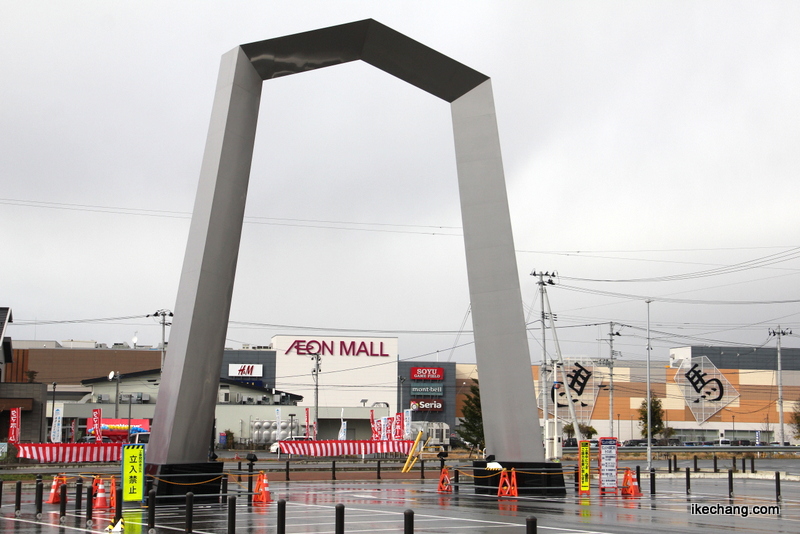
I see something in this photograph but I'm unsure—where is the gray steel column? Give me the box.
[148,46,262,465]
[451,80,544,462]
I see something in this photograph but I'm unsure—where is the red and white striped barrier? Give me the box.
[276,440,414,456]
[15,443,122,463]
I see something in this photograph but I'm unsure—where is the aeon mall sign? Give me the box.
[272,335,398,359]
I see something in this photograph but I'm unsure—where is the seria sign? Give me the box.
[410,399,443,411]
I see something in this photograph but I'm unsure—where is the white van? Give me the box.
[713,438,731,446]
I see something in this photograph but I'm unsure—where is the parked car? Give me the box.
[270,436,313,454]
[563,438,578,448]
[78,436,112,443]
[130,431,150,444]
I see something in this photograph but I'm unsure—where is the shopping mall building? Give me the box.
[2,330,798,446]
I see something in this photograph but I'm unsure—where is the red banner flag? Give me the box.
[91,409,102,442]
[393,412,404,440]
[8,407,21,444]
[370,409,380,440]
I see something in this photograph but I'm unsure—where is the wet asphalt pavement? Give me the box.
[1,471,799,533]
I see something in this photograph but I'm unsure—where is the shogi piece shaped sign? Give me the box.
[148,19,544,466]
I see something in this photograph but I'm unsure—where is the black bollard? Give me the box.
[686,467,691,495]
[335,503,345,534]
[221,476,228,503]
[694,455,699,473]
[75,477,83,512]
[775,472,781,502]
[404,509,414,534]
[728,470,734,498]
[15,480,22,516]
[285,461,290,482]
[227,496,236,534]
[673,454,678,472]
[440,457,446,471]
[377,460,381,480]
[636,465,641,488]
[277,499,286,534]
[332,460,336,481]
[148,489,156,531]
[186,492,194,533]
[741,457,746,473]
[421,459,425,480]
[35,480,43,519]
[59,484,68,522]
[86,486,94,526]
[574,466,579,493]
[454,468,459,494]
[649,468,655,496]
[668,457,672,473]
[751,456,756,474]
[115,487,123,523]
[247,462,254,505]
[732,456,737,473]
[713,454,718,473]
[526,515,538,534]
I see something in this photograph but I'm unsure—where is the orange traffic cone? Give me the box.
[94,477,109,509]
[45,474,66,504]
[497,468,519,497]
[253,471,271,504]
[437,466,452,493]
[620,468,642,497]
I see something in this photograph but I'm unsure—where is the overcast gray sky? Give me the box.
[3,1,800,364]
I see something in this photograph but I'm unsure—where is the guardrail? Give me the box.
[562,445,799,454]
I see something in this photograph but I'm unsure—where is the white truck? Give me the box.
[409,421,450,450]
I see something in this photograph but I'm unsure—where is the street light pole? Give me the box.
[109,371,120,419]
[50,382,57,442]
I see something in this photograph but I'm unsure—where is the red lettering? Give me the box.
[341,341,356,355]
[356,341,369,355]
[322,340,334,355]
[286,339,305,354]
[380,342,389,357]
[306,340,320,354]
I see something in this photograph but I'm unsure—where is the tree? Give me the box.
[563,423,596,439]
[637,393,665,439]
[457,380,485,450]
[579,424,598,439]
[563,423,576,439]
[791,398,800,439]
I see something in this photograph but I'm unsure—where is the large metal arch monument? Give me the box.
[149,19,545,468]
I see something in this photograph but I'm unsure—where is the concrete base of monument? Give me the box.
[146,462,224,503]
[473,461,567,496]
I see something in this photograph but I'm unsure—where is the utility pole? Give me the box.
[531,271,550,459]
[541,279,581,444]
[770,326,792,446]
[311,353,321,439]
[596,323,621,438]
[147,309,173,371]
[646,299,653,471]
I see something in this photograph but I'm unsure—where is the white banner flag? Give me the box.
[50,406,63,443]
